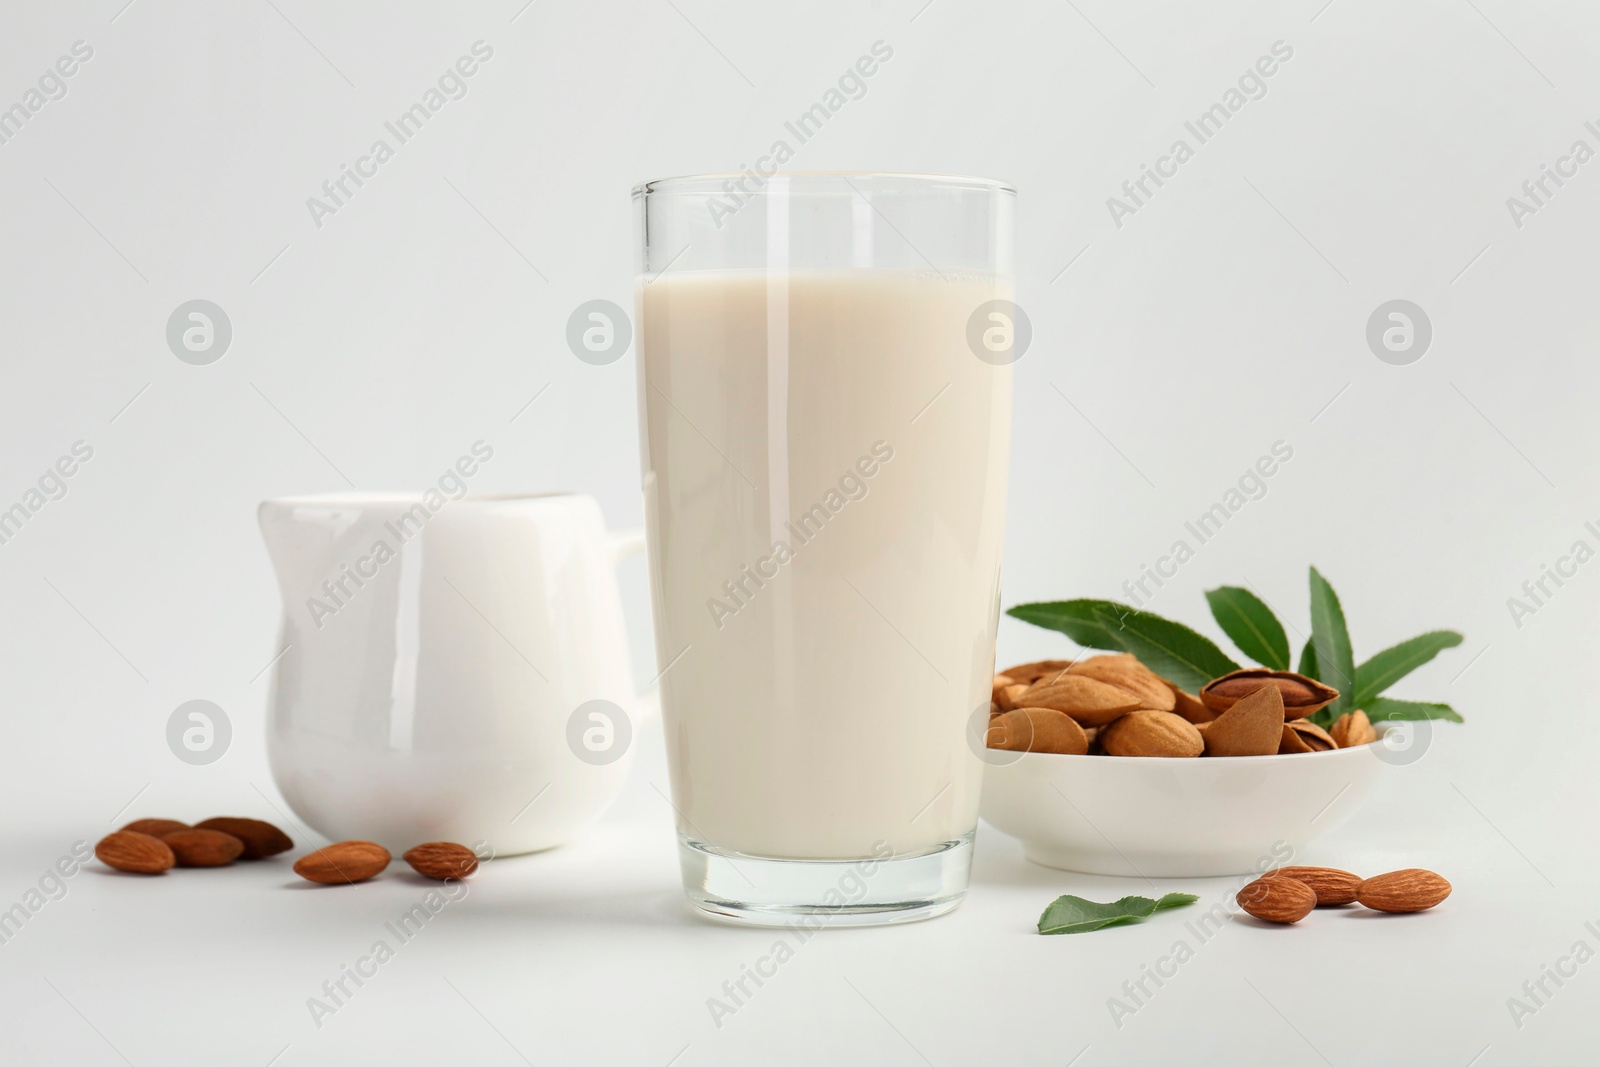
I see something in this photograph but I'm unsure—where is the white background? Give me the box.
[1,0,1596,1064]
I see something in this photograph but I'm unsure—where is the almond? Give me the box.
[1202,684,1284,757]
[194,817,293,860]
[1356,868,1451,913]
[986,707,1089,755]
[1279,720,1336,753]
[998,659,1074,685]
[95,831,175,874]
[1021,676,1145,727]
[1237,875,1317,923]
[120,818,189,838]
[992,674,1016,704]
[1099,710,1204,757]
[403,842,480,881]
[294,841,391,885]
[1199,670,1339,720]
[1065,656,1176,712]
[996,683,1031,712]
[163,828,244,867]
[1264,866,1362,906]
[1330,709,1378,748]
[1168,684,1217,724]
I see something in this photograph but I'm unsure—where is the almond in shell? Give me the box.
[1021,676,1145,727]
[1330,709,1378,748]
[1202,684,1284,757]
[1168,684,1217,724]
[1279,719,1336,753]
[1099,710,1204,758]
[1200,669,1339,720]
[1065,656,1176,712]
[986,708,1089,755]
[997,659,1074,685]
[95,831,175,874]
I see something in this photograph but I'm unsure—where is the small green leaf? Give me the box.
[1352,631,1464,708]
[1006,600,1135,651]
[1365,696,1464,723]
[1037,892,1199,934]
[1297,638,1319,680]
[1205,586,1290,670]
[1308,567,1356,715]
[1093,607,1240,692]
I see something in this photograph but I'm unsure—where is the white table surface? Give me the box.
[3,658,1588,1067]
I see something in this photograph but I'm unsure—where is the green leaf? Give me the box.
[1352,631,1464,708]
[1092,607,1240,693]
[1037,892,1196,935]
[1296,638,1319,680]
[1365,696,1464,723]
[1006,600,1135,651]
[1308,567,1356,715]
[1205,586,1290,670]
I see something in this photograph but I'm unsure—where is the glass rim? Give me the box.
[632,171,1016,199]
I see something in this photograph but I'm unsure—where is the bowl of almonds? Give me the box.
[980,574,1464,876]
[978,654,1401,876]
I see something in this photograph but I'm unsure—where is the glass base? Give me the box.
[678,833,974,928]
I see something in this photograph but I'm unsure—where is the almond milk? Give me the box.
[640,269,1011,859]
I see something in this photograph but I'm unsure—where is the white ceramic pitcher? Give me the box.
[258,491,650,856]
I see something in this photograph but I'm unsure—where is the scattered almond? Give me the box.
[1200,670,1339,720]
[194,817,292,860]
[1099,710,1204,758]
[1237,875,1317,923]
[1330,709,1378,748]
[294,841,391,885]
[403,842,480,881]
[120,818,189,838]
[1265,866,1362,906]
[987,708,1089,755]
[1356,869,1451,913]
[1202,685,1284,757]
[163,828,244,867]
[95,831,175,874]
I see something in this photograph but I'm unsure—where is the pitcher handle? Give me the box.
[607,527,647,566]
[606,526,658,724]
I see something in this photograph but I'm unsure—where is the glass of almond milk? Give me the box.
[634,173,1015,925]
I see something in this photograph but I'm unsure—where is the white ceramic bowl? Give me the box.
[980,724,1403,877]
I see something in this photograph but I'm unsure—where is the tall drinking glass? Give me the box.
[635,173,1016,925]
